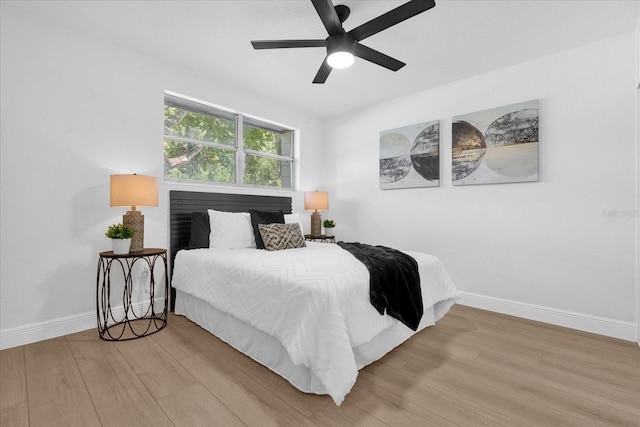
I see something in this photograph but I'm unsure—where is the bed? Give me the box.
[169,190,458,405]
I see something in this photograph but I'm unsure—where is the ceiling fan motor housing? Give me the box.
[327,33,356,55]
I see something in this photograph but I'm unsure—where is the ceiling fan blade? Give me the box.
[251,40,326,49]
[312,60,332,84]
[311,0,343,35]
[349,0,436,42]
[353,43,406,71]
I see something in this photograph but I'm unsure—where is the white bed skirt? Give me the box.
[175,289,456,399]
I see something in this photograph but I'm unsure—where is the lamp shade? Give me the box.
[110,174,158,208]
[304,191,328,211]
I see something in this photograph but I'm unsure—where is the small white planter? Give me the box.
[324,227,334,237]
[111,238,132,254]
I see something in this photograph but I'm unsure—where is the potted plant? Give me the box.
[105,223,134,254]
[323,219,336,237]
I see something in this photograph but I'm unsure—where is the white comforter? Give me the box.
[171,242,458,405]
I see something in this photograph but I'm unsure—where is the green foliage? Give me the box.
[244,155,283,187]
[105,223,134,239]
[163,105,293,188]
[323,219,336,228]
[164,106,235,146]
[164,105,237,183]
[164,141,236,184]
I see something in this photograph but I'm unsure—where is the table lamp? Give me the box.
[304,190,328,236]
[110,174,158,252]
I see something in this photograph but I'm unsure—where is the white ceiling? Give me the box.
[5,0,640,119]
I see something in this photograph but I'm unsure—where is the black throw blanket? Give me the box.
[338,242,423,331]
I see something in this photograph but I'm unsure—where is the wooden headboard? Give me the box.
[169,190,293,309]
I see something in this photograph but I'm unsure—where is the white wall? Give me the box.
[323,32,638,340]
[1,4,637,347]
[636,17,640,345]
[0,6,323,348]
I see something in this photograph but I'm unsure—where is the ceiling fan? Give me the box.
[251,0,436,84]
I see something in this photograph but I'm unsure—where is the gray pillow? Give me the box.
[188,211,210,249]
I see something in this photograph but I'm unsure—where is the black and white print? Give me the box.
[380,120,440,189]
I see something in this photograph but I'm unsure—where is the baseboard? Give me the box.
[3,293,636,349]
[0,301,160,350]
[457,292,637,342]
[1,311,95,350]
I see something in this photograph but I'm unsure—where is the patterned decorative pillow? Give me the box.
[258,223,306,251]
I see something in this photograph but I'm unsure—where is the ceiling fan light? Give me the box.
[327,51,355,69]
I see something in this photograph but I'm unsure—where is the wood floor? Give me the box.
[1,304,639,426]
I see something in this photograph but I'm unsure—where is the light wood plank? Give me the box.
[65,328,120,363]
[497,309,640,364]
[114,332,198,400]
[152,323,220,362]
[77,352,173,427]
[360,362,526,427]
[345,376,459,427]
[403,347,634,426]
[0,346,26,410]
[475,346,640,416]
[310,400,387,427]
[3,305,638,427]
[182,351,317,427]
[24,337,101,427]
[0,402,29,427]
[399,357,590,427]
[426,324,545,365]
[541,351,640,392]
[158,383,245,427]
[402,327,481,361]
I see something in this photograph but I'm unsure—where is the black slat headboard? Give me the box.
[169,190,293,310]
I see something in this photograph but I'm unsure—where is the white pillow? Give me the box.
[284,212,304,234]
[208,209,256,249]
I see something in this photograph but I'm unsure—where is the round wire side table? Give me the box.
[96,248,168,341]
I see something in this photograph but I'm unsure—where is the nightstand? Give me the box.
[304,234,336,243]
[96,248,168,341]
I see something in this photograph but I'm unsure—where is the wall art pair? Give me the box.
[379,99,539,189]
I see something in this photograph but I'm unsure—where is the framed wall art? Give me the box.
[452,99,539,186]
[379,120,439,190]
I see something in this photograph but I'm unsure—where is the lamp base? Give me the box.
[123,210,144,252]
[310,211,322,236]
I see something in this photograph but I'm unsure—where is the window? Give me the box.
[164,93,295,189]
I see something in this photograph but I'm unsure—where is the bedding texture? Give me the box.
[338,241,423,331]
[172,242,458,405]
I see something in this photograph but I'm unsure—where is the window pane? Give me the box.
[164,94,295,189]
[244,154,292,188]
[164,105,236,146]
[243,124,292,157]
[164,139,235,183]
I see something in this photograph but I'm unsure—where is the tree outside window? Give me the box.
[164,95,295,189]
